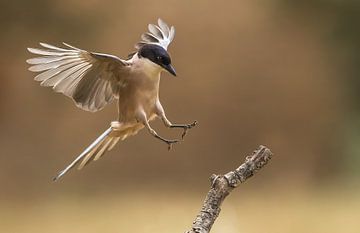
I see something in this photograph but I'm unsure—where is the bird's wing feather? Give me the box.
[27,42,130,112]
[135,18,175,51]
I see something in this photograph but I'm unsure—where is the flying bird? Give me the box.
[27,19,197,181]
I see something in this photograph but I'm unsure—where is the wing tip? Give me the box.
[157,18,168,27]
[140,19,174,50]
[25,58,33,64]
[27,47,36,53]
[62,42,82,51]
[28,66,35,72]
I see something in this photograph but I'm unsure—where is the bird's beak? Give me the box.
[163,64,177,76]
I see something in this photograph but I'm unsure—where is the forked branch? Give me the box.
[186,145,273,233]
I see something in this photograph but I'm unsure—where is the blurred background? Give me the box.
[1,0,360,232]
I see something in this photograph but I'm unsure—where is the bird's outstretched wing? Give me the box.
[27,43,130,112]
[135,18,175,51]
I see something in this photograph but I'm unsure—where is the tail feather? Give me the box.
[93,137,113,161]
[53,125,121,181]
[107,137,120,151]
[77,137,105,170]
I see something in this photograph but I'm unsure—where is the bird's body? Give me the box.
[27,19,196,180]
[117,55,160,123]
[109,55,163,141]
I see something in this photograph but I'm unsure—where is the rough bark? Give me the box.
[186,145,273,233]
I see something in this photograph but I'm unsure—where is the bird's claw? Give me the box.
[166,139,179,150]
[181,120,198,139]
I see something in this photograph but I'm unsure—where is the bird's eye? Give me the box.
[157,56,162,60]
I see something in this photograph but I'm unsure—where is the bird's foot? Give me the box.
[153,134,179,150]
[165,139,180,151]
[180,120,198,139]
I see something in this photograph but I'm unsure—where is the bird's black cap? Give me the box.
[138,44,176,76]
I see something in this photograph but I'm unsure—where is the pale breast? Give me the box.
[118,57,162,122]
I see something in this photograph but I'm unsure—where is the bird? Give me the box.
[27,19,197,181]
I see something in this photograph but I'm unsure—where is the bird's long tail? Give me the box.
[53,121,128,181]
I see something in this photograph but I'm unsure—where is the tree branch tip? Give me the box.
[250,145,273,163]
[209,174,220,186]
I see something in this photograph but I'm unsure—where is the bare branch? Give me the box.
[186,145,273,233]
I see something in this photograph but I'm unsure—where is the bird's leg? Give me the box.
[146,122,179,150]
[137,111,179,150]
[117,99,121,121]
[155,101,197,139]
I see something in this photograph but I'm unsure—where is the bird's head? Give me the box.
[138,44,176,76]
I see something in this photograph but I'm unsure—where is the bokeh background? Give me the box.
[1,0,360,232]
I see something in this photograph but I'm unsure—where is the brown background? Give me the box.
[1,0,360,232]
